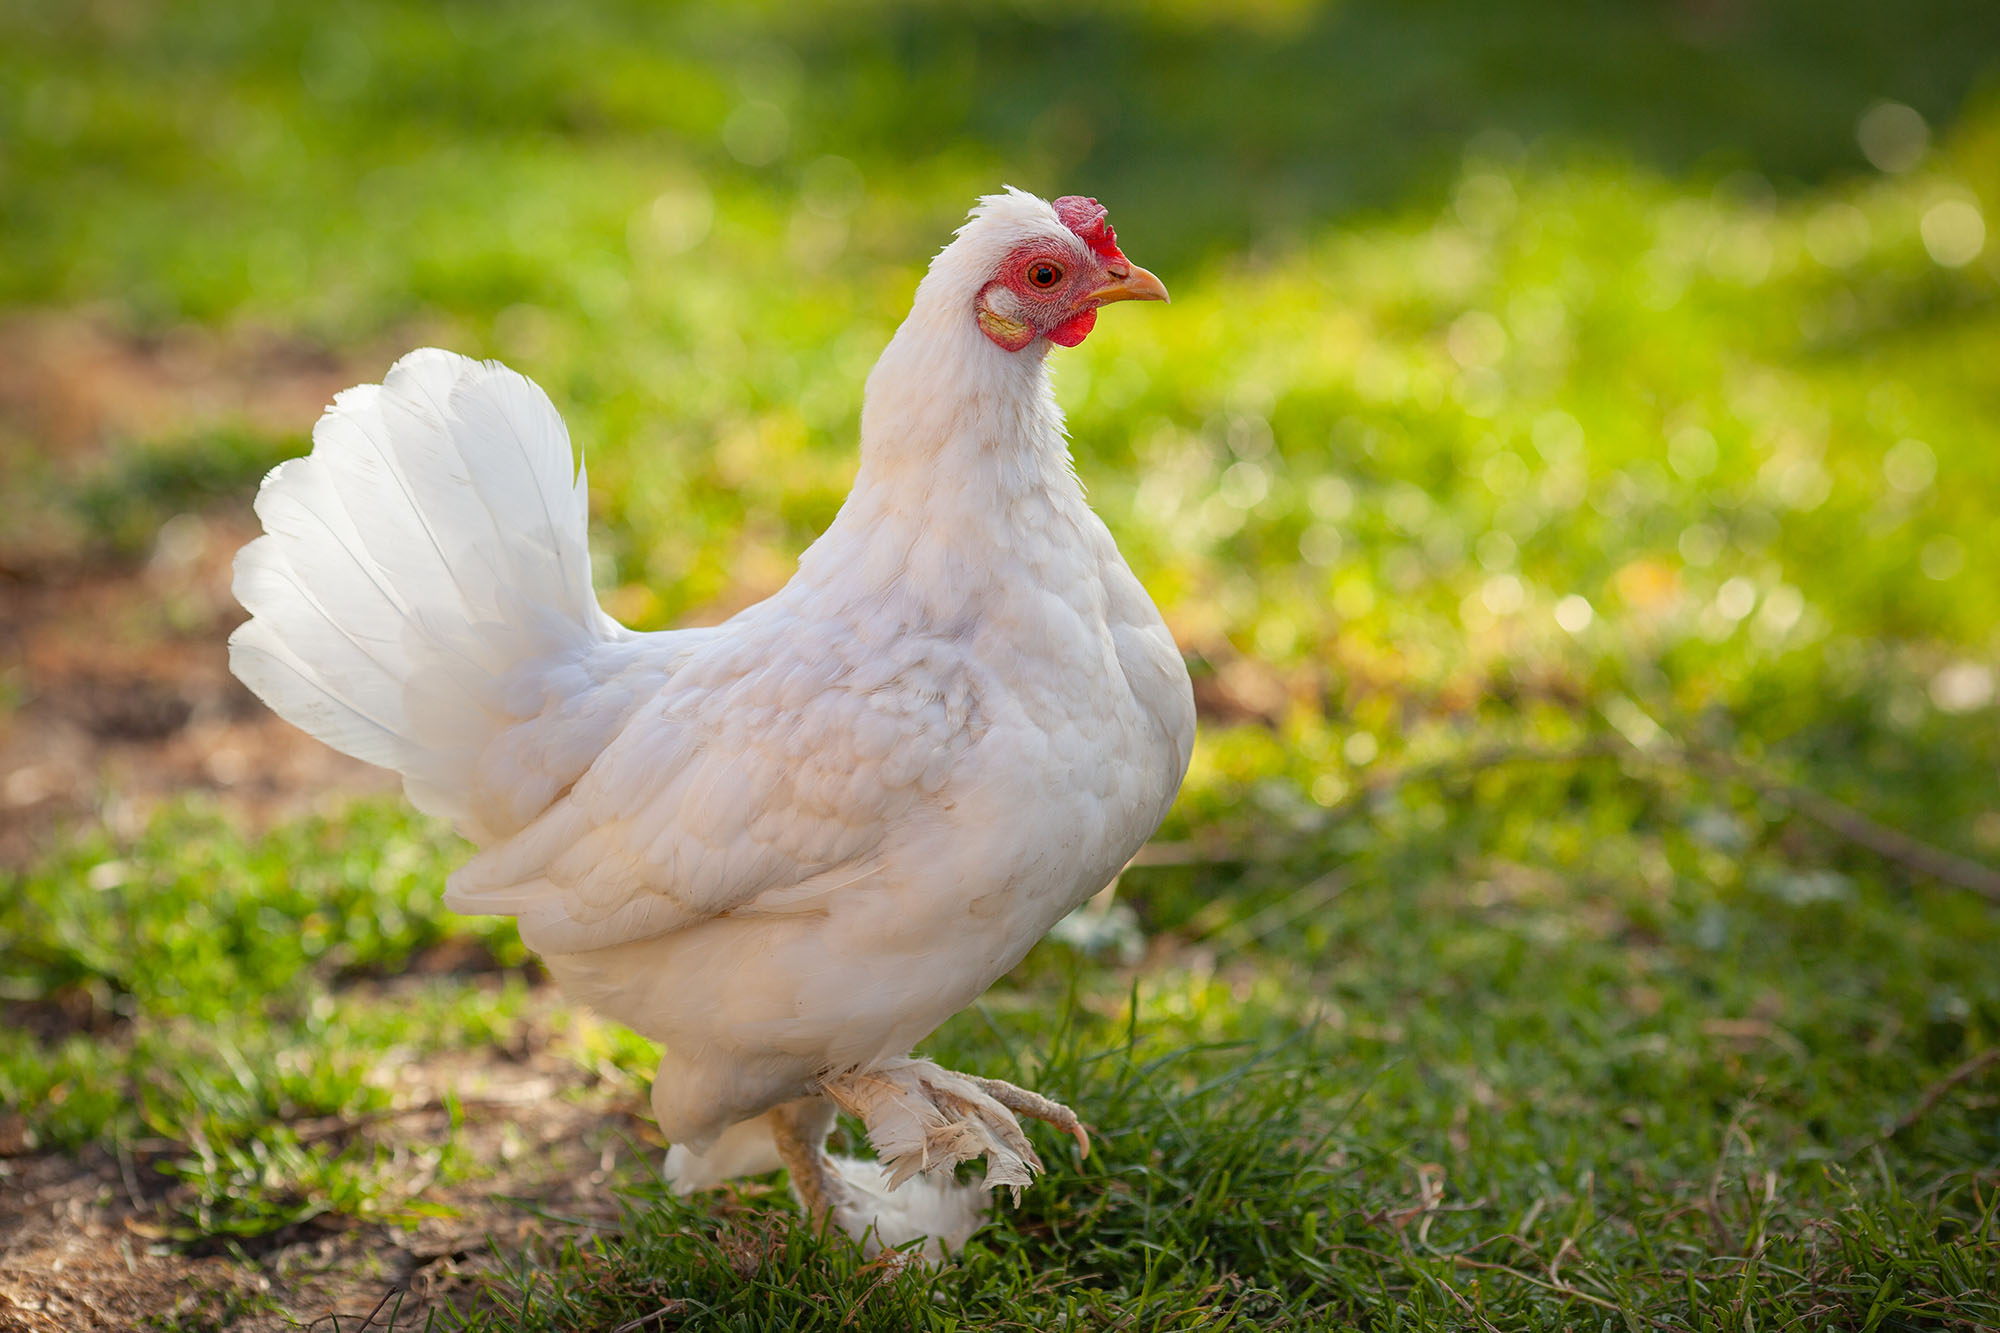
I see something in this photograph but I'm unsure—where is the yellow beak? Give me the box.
[1088,262,1170,307]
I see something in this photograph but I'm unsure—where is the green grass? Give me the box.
[3,1,1998,1327]
[7,786,1997,1326]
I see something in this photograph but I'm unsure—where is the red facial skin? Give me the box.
[975,197,1130,353]
[976,241,1102,351]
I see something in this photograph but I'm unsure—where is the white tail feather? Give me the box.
[229,350,614,836]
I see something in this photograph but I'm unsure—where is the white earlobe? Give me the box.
[975,288,1034,352]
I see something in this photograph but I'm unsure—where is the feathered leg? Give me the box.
[767,1094,989,1261]
[820,1058,1089,1198]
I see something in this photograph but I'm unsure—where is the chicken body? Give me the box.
[230,188,1193,1254]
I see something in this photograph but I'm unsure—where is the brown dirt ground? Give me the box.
[0,988,670,1332]
[0,310,407,869]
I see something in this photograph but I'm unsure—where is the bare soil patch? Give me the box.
[0,988,669,1333]
[0,311,399,869]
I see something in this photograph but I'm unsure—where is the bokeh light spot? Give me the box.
[1920,199,1986,267]
[1883,438,1936,493]
[1554,594,1594,633]
[1857,101,1929,173]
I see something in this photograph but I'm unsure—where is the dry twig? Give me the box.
[1848,1047,2000,1155]
[611,1303,688,1333]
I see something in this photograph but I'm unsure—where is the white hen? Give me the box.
[229,188,1195,1255]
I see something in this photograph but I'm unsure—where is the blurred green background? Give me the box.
[2,1,1999,1327]
[7,0,1997,853]
[7,0,1999,751]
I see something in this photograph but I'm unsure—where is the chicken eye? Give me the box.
[1027,261,1063,289]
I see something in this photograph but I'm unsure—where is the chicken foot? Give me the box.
[819,1057,1089,1199]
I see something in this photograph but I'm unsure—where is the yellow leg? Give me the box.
[769,1097,843,1221]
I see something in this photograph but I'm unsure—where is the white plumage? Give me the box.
[230,188,1194,1257]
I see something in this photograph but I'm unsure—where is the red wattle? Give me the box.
[1048,309,1097,347]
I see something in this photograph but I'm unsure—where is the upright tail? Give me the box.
[229,349,619,836]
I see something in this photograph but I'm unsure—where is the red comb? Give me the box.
[1054,196,1126,262]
